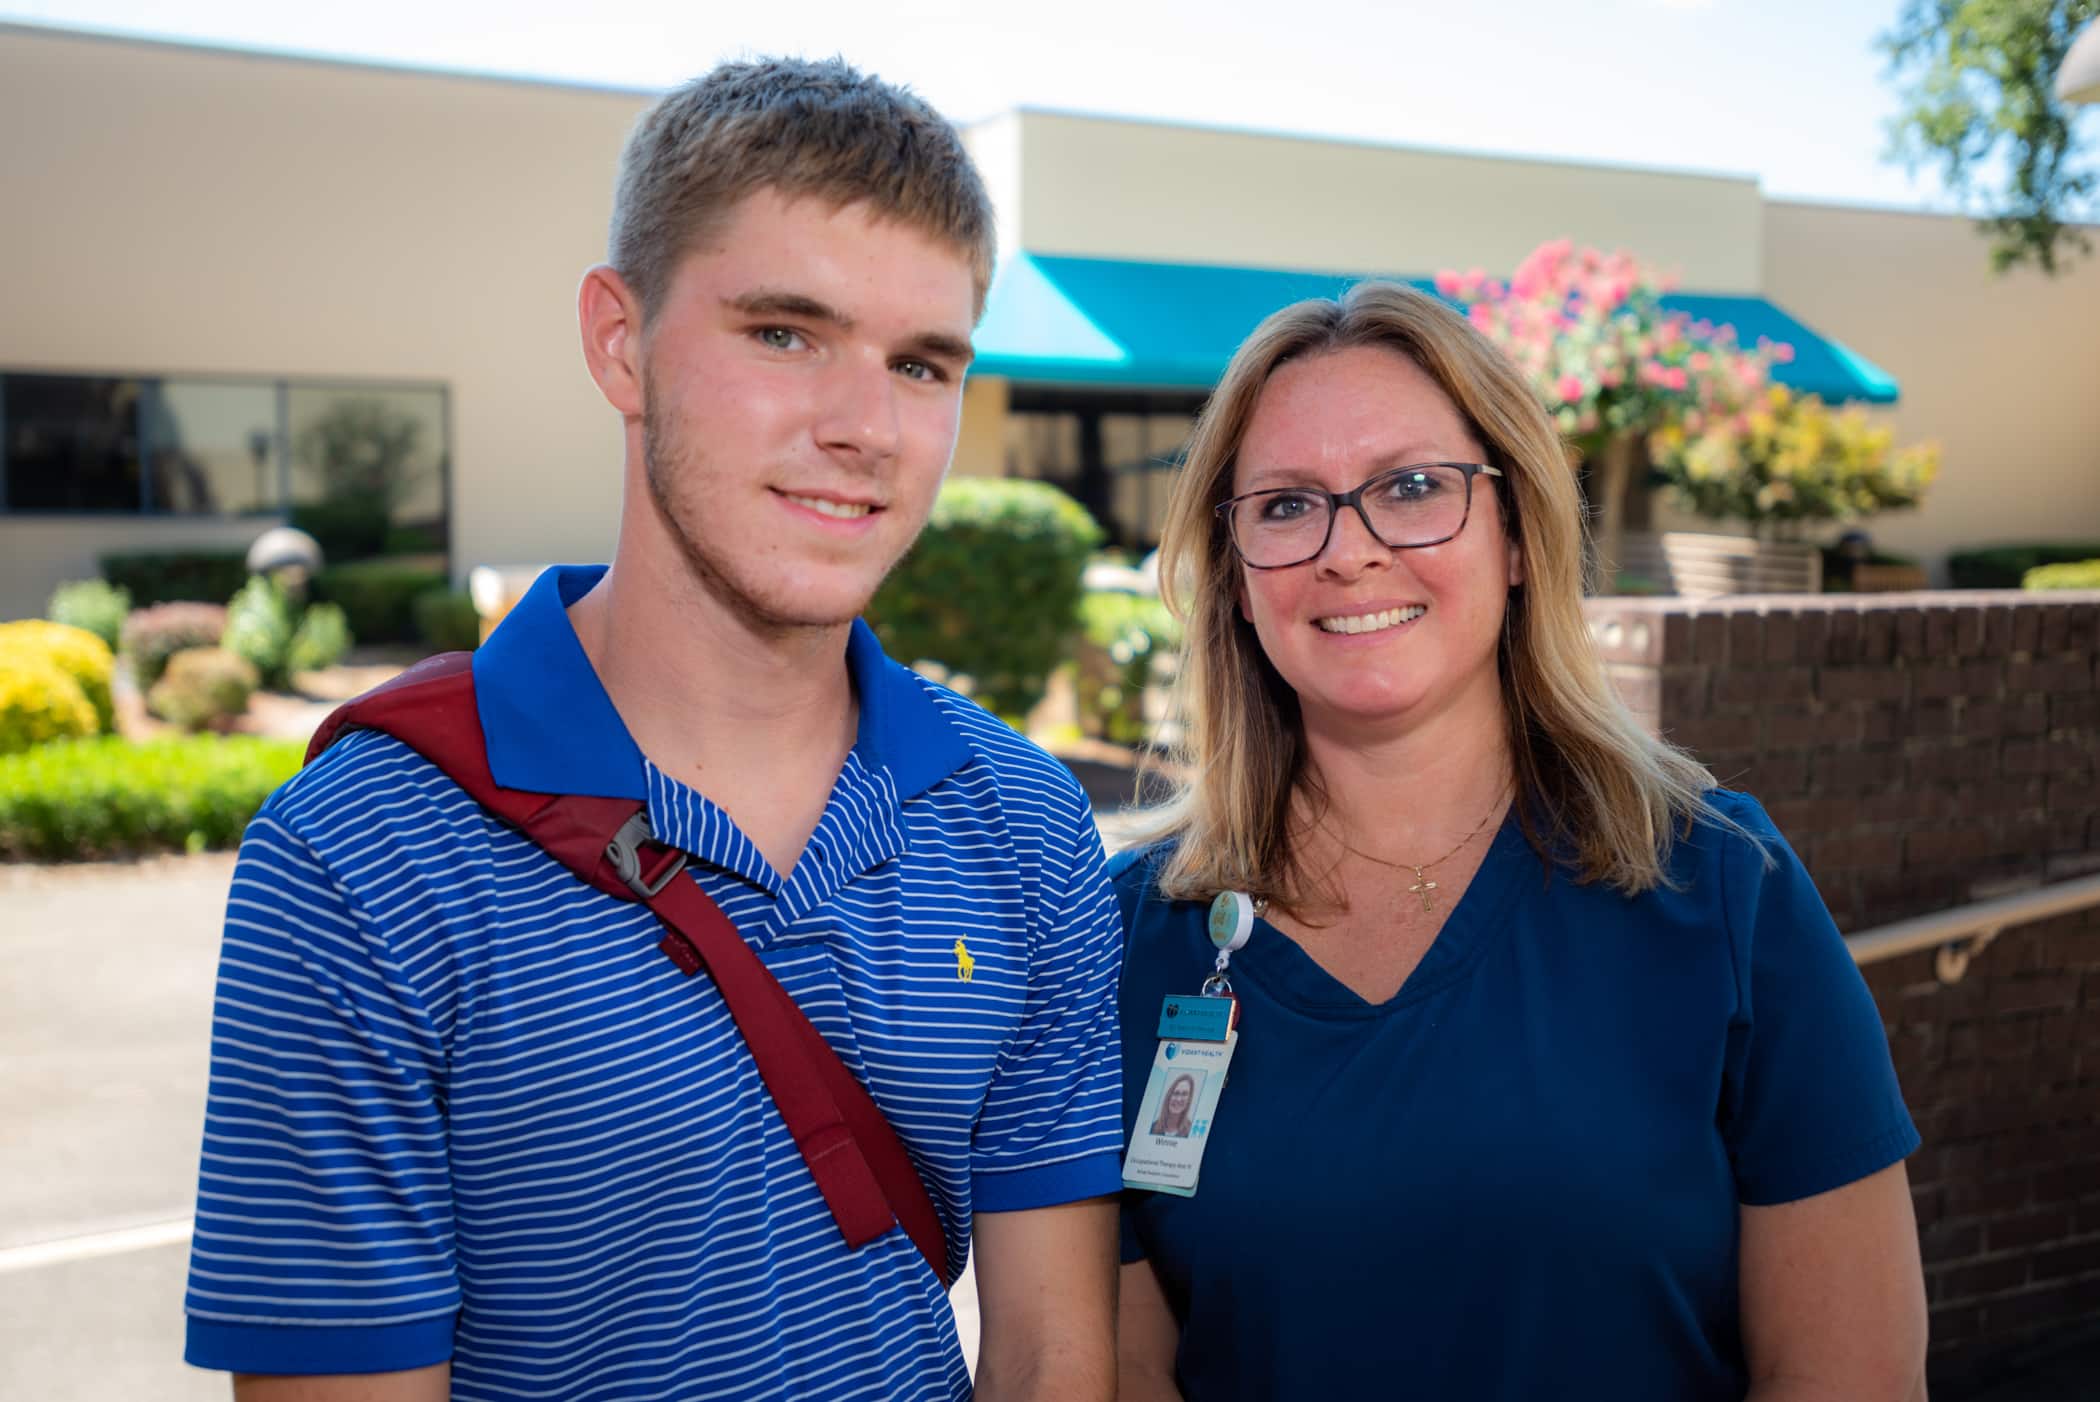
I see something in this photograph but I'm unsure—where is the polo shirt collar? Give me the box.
[845,599,976,802]
[473,563,973,804]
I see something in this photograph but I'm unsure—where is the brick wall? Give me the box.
[1582,590,2100,1394]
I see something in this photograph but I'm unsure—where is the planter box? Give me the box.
[1617,531,1821,597]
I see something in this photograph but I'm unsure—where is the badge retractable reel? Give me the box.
[1121,891,1260,1198]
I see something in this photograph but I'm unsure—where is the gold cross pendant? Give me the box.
[1409,870,1438,913]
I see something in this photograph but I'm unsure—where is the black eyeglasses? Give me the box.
[1215,462,1504,570]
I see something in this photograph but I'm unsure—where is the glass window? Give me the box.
[1,371,449,562]
[1004,410,1082,492]
[287,385,449,558]
[1106,412,1196,547]
[2,373,146,512]
[1004,389,1204,549]
[151,379,281,516]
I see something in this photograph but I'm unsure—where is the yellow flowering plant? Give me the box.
[1648,387,1940,537]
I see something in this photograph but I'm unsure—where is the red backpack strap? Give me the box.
[308,663,951,1287]
[645,862,949,1284]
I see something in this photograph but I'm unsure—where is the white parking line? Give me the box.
[0,1217,194,1274]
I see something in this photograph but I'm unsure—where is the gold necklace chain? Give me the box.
[1331,789,1509,914]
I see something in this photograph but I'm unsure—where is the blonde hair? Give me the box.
[1134,281,1718,906]
[610,57,994,319]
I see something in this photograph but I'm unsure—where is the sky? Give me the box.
[2,0,2091,214]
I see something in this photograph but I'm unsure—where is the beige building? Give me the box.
[3,21,2096,619]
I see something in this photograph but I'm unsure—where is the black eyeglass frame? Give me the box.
[1214,461,1507,570]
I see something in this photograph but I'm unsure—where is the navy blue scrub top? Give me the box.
[1111,789,1918,1402]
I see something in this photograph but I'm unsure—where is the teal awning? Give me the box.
[972,253,1899,404]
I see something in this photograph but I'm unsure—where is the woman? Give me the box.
[1147,1072,1200,1139]
[1110,282,1926,1401]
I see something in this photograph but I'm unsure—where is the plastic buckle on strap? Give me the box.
[606,811,687,899]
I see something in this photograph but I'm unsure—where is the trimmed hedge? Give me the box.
[47,579,131,650]
[413,588,481,653]
[100,550,248,606]
[868,478,1104,721]
[314,560,448,644]
[0,654,97,755]
[1948,542,2100,590]
[0,620,116,733]
[2023,560,2100,591]
[0,734,302,860]
[121,602,228,688]
[147,648,259,732]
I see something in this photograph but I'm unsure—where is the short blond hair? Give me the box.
[1134,281,1720,907]
[610,57,995,318]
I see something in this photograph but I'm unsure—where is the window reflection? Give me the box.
[150,380,279,515]
[1,370,448,561]
[286,386,448,556]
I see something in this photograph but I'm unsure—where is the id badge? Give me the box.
[1122,996,1239,1197]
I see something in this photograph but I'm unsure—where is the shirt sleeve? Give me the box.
[1717,794,1920,1206]
[184,807,459,1374]
[969,794,1126,1212]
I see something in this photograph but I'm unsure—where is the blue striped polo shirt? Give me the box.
[184,563,1125,1400]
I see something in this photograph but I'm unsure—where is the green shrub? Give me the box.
[0,621,116,733]
[0,734,302,860]
[290,603,353,673]
[121,603,229,688]
[290,495,392,564]
[146,648,260,731]
[223,576,298,689]
[1948,542,2100,590]
[99,550,249,606]
[47,579,132,650]
[413,588,480,653]
[0,653,98,755]
[384,521,447,556]
[1074,591,1181,745]
[2022,560,2100,591]
[314,561,448,643]
[868,478,1104,721]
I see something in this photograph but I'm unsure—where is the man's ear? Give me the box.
[579,264,645,418]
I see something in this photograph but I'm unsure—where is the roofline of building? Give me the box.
[981,102,1764,191]
[1762,190,2100,232]
[0,18,663,100]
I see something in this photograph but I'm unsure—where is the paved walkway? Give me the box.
[1,853,234,1399]
[0,853,981,1397]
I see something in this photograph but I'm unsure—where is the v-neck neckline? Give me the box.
[1243,811,1533,1019]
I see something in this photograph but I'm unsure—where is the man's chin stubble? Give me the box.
[641,434,887,635]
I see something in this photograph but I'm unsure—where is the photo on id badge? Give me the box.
[1123,1034,1235,1196]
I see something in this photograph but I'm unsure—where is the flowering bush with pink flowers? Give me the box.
[1436,241,1789,448]
[1436,241,1794,575]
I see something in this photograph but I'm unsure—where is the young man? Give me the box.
[184,58,1122,1400]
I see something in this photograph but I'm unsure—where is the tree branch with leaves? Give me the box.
[1882,0,2100,274]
